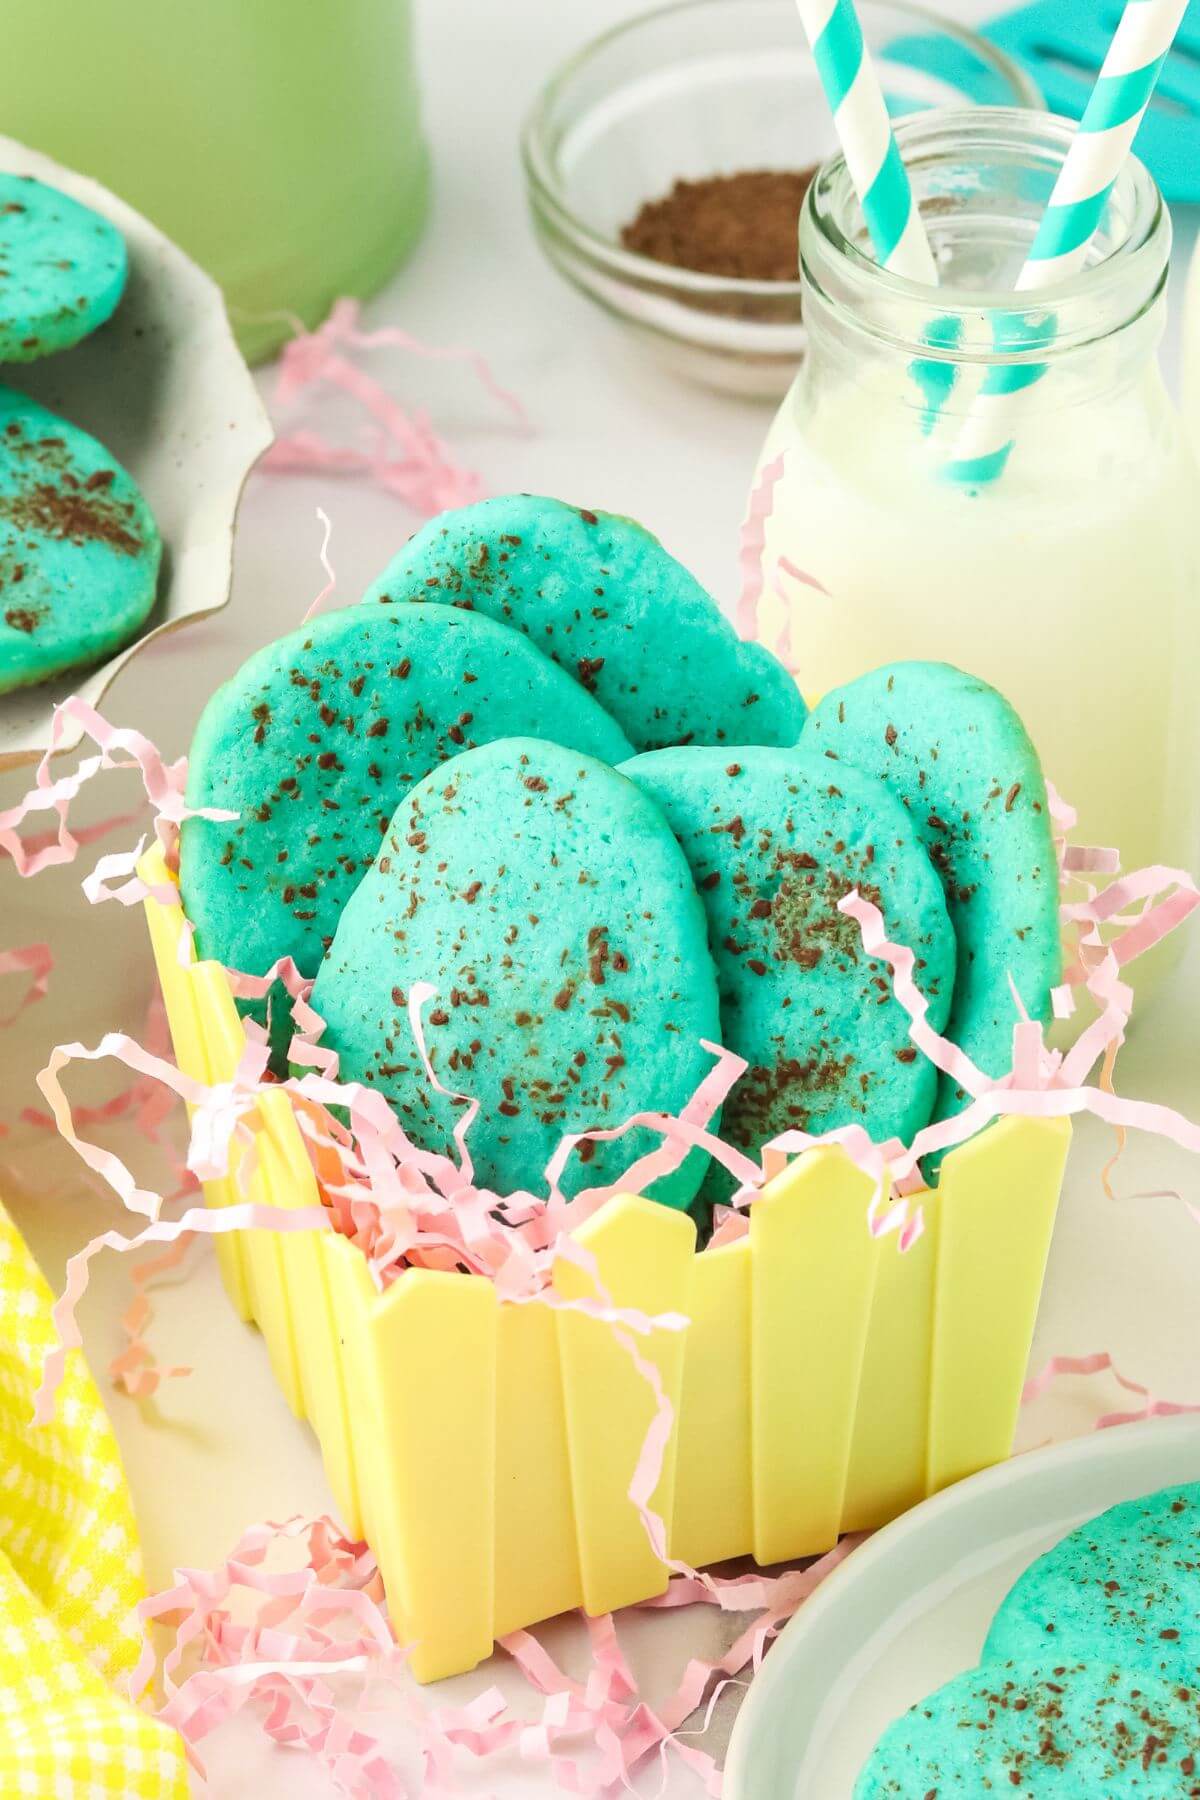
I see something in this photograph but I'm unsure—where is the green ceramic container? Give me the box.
[0,0,429,363]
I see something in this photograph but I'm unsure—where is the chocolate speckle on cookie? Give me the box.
[308,738,720,1207]
[622,745,955,1190]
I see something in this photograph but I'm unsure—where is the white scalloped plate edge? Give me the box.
[725,1415,1200,1798]
[0,133,273,770]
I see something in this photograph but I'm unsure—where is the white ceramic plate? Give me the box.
[0,134,272,771]
[725,1415,1200,1799]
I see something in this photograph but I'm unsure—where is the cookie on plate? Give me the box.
[181,606,633,1054]
[622,745,956,1175]
[855,1660,1200,1797]
[308,737,721,1207]
[806,662,1060,1121]
[0,173,127,362]
[0,388,160,694]
[984,1481,1200,1679]
[363,493,805,753]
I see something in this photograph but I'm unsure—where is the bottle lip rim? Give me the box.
[801,106,1168,358]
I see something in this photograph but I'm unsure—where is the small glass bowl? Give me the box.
[521,0,1042,398]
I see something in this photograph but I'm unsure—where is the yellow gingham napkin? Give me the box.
[0,1196,188,1798]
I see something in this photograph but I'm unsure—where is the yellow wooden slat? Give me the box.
[253,1087,362,1531]
[927,1115,1072,1494]
[189,957,266,1324]
[140,856,204,1081]
[360,1269,498,1682]
[229,1124,306,1416]
[841,1190,940,1532]
[493,1299,582,1639]
[140,857,251,1320]
[140,849,1076,1684]
[554,1194,696,1615]
[671,1238,752,1568]
[318,1233,381,1547]
[751,1147,881,1562]
[185,958,244,1081]
[197,1180,255,1323]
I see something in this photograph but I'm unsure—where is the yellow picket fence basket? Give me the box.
[141,847,1071,1683]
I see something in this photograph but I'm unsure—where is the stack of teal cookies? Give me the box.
[182,492,1061,1206]
[856,1480,1200,1796]
[0,173,161,695]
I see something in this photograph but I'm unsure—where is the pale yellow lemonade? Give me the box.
[756,363,1200,881]
[1182,228,1200,469]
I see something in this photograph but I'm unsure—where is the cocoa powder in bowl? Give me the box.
[620,168,815,287]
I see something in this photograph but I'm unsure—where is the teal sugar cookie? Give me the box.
[805,663,1060,1122]
[0,174,127,362]
[984,1482,1200,1680]
[363,493,806,753]
[854,1661,1200,1797]
[181,607,633,1055]
[621,747,955,1177]
[0,388,160,694]
[309,737,721,1207]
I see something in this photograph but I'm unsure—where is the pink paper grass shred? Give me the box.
[110,1219,197,1401]
[0,939,53,1027]
[735,456,829,676]
[14,697,1200,1794]
[5,703,836,1793]
[6,563,1200,1788]
[260,297,529,519]
[1022,1349,1200,1430]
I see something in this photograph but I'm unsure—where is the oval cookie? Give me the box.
[363,493,805,752]
[181,607,633,1050]
[806,663,1060,1120]
[855,1661,1200,1797]
[621,746,956,1173]
[0,174,127,362]
[0,388,160,694]
[985,1481,1200,1680]
[309,737,721,1207]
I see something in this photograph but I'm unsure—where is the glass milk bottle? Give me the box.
[1182,226,1200,467]
[755,109,1199,890]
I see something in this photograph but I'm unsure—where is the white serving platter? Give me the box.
[0,134,272,771]
[725,1414,1200,1799]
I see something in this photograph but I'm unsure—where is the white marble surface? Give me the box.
[1,1,1199,1794]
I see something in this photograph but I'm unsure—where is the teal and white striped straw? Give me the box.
[947,0,1190,487]
[795,0,938,284]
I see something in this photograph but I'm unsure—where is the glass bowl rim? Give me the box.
[519,0,1045,303]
